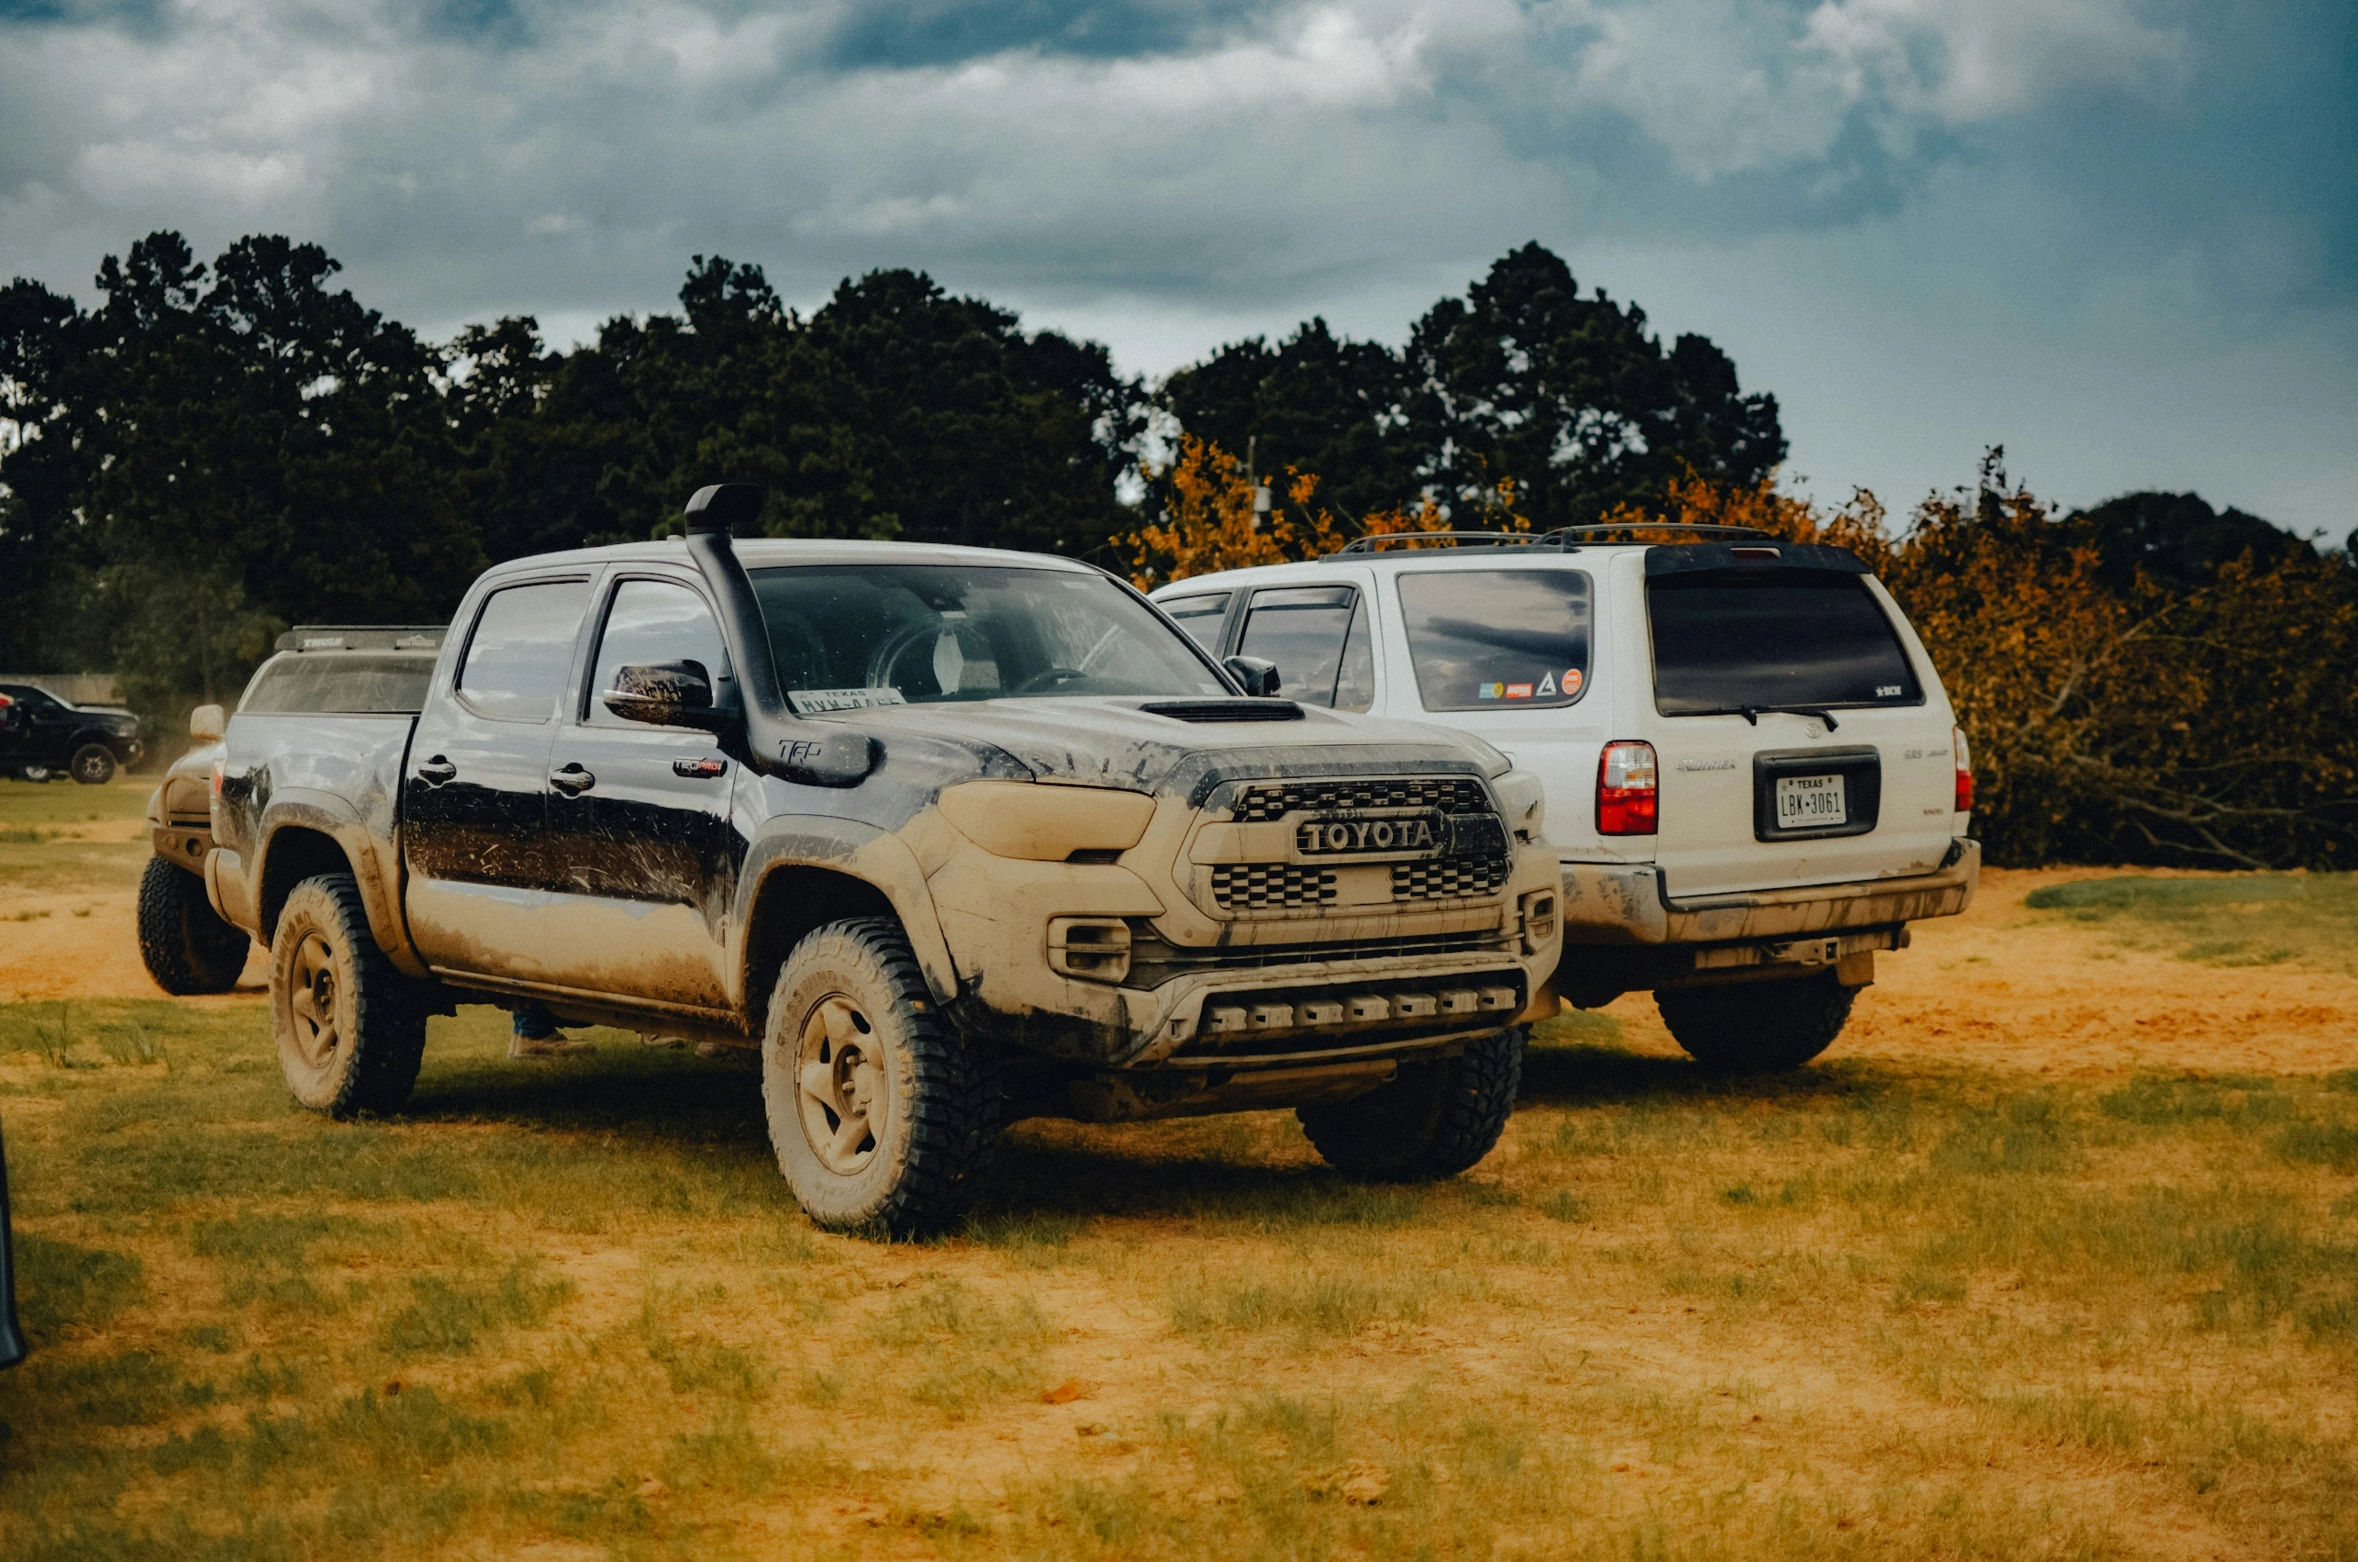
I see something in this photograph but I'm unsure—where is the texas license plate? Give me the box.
[1775,773,1847,828]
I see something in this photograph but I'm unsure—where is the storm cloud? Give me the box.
[2,0,2351,531]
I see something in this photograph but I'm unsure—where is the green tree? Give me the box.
[1156,243,1784,532]
[1158,319,1417,524]
[1402,243,1784,529]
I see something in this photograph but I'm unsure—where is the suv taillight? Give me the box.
[1596,740,1658,836]
[1953,727,1973,813]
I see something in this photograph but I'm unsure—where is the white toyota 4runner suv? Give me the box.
[1151,524,1979,1071]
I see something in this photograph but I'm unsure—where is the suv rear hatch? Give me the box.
[1640,542,1959,898]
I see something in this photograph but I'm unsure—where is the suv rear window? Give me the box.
[1648,571,1921,714]
[242,655,437,715]
[1398,570,1592,712]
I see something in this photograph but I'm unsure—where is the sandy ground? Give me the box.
[6,861,2347,1076]
[0,878,267,1005]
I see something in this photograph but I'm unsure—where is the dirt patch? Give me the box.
[0,883,265,1002]
[1578,867,2358,1078]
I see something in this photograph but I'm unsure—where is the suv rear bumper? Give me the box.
[1559,838,1979,945]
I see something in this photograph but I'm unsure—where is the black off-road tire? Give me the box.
[1298,1026,1528,1182]
[137,857,251,995]
[761,917,1000,1238]
[270,873,428,1118]
[68,744,116,785]
[1656,971,1856,1073]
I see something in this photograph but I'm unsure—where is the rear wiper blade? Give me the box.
[1697,705,1841,731]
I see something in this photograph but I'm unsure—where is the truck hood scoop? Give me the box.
[1135,699,1305,723]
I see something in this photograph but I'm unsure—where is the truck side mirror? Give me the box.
[1224,655,1282,697]
[189,704,226,743]
[604,661,729,730]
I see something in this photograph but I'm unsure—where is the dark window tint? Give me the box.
[458,581,589,722]
[588,580,734,723]
[1238,586,1362,708]
[1160,593,1230,651]
[1648,571,1921,714]
[241,655,435,714]
[1398,571,1592,712]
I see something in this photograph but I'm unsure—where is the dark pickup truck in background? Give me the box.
[0,683,143,785]
[198,486,1564,1235]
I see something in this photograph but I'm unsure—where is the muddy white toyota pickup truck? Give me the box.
[201,487,1562,1234]
[1153,524,1979,1071]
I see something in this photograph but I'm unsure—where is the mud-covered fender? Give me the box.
[728,815,960,1008]
[254,792,427,978]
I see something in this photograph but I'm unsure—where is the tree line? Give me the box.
[0,234,1776,707]
[2,230,2348,867]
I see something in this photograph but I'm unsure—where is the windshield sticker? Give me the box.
[1477,682,1503,700]
[1564,668,1583,696]
[789,687,909,714]
[1505,682,1533,699]
[1536,672,1556,697]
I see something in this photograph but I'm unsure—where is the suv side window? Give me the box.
[457,581,590,722]
[1397,570,1593,712]
[1237,585,1369,709]
[587,579,736,723]
[1160,593,1231,652]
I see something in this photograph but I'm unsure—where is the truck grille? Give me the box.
[1392,856,1511,900]
[1211,864,1337,909]
[1232,776,1490,823]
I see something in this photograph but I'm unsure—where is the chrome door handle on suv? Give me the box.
[415,756,457,785]
[550,763,596,796]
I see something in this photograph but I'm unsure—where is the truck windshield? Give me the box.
[240,654,437,714]
[1648,571,1922,714]
[750,565,1228,710]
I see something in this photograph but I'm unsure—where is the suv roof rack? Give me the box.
[277,625,448,653]
[1332,522,1774,557]
[1333,531,1552,555]
[1538,523,1771,544]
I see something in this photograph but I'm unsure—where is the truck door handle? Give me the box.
[550,763,596,795]
[416,757,457,785]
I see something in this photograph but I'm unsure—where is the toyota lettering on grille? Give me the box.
[1294,811,1445,857]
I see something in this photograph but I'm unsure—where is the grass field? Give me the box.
[0,776,2354,1560]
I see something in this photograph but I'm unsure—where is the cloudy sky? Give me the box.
[3,0,2352,535]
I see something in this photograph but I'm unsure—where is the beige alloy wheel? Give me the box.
[760,917,1000,1237]
[269,873,427,1118]
[287,930,343,1073]
[794,994,892,1174]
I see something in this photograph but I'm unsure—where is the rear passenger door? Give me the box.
[532,573,744,1012]
[1233,582,1376,710]
[403,576,590,979]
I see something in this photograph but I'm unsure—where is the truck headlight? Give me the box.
[1493,769,1546,842]
[937,781,1156,861]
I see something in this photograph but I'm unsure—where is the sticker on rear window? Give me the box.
[790,687,909,713]
[1505,682,1533,699]
[1564,668,1583,695]
[1537,672,1557,697]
